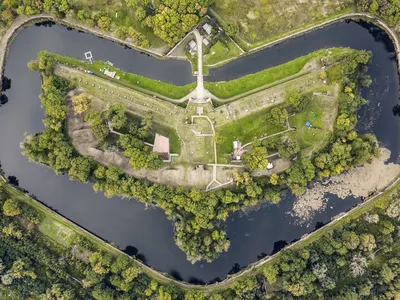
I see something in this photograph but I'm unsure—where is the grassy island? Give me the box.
[20,47,378,270]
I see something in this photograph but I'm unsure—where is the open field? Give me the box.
[47,52,196,99]
[211,0,354,47]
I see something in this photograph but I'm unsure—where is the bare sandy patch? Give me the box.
[291,148,400,222]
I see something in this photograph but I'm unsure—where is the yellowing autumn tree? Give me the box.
[72,93,91,114]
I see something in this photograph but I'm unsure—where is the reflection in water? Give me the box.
[228,263,242,275]
[392,104,400,116]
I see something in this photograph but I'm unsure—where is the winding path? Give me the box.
[1,11,400,292]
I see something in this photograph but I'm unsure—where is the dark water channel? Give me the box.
[0,21,399,283]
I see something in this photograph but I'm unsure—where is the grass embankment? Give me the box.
[205,47,354,100]
[203,39,242,67]
[41,51,196,99]
[204,49,323,99]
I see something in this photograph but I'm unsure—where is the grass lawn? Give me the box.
[289,93,337,155]
[203,39,242,67]
[43,51,195,99]
[205,50,323,99]
[216,107,284,161]
[39,216,76,247]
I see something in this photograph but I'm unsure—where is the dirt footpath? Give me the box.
[66,90,234,189]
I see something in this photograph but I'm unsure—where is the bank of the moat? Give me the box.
[0,20,399,282]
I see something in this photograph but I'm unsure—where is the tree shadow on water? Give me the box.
[2,77,11,92]
[169,270,183,281]
[136,253,147,264]
[188,277,205,285]
[208,277,222,284]
[228,263,241,275]
[271,240,288,255]
[393,104,400,117]
[0,94,8,106]
[315,221,326,230]
[123,245,138,256]
[8,176,19,186]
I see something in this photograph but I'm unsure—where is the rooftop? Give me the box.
[203,23,212,35]
[153,134,170,155]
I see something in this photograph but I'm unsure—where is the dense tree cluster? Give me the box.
[145,0,213,47]
[2,162,400,298]
[0,181,188,299]
[0,0,216,49]
[243,144,269,171]
[282,50,378,195]
[261,192,400,298]
[242,50,377,196]
[357,0,400,25]
[85,103,163,170]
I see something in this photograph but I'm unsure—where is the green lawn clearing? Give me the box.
[216,107,284,161]
[39,217,76,247]
[289,92,338,156]
[204,39,242,67]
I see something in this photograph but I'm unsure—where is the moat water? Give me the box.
[0,20,399,282]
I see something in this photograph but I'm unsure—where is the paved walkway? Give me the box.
[193,30,205,102]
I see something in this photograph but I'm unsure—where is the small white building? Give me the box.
[267,162,274,170]
[203,38,210,46]
[103,69,116,79]
[203,23,212,35]
[233,141,240,150]
[188,40,197,51]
